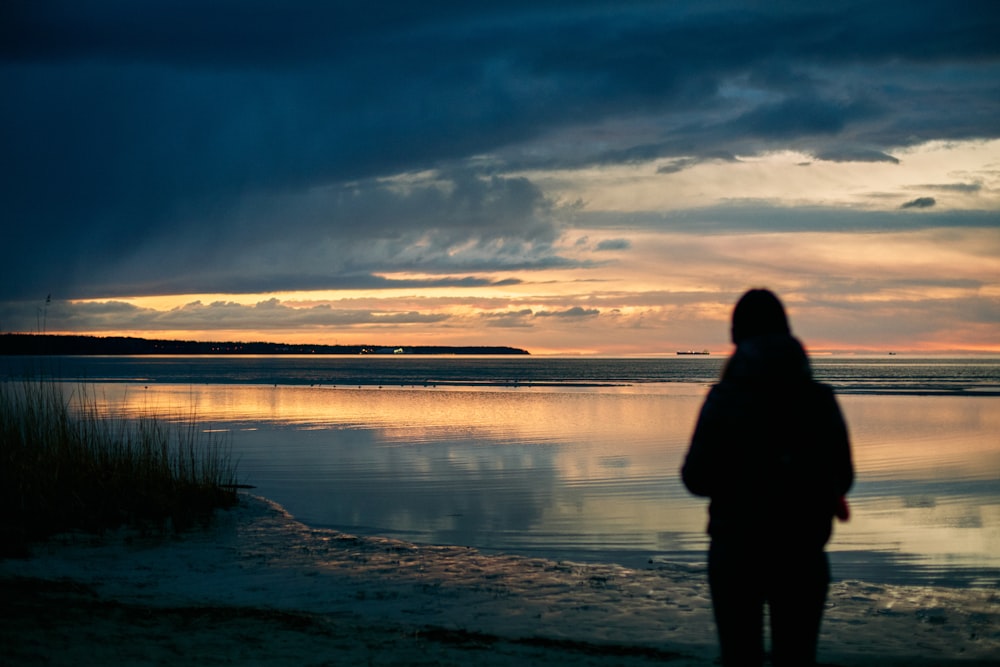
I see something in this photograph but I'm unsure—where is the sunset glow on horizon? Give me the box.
[2,2,998,355]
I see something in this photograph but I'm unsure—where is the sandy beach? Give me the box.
[3,495,997,666]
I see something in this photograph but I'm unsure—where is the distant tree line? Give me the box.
[0,334,529,356]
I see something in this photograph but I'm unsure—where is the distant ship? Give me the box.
[676,350,710,355]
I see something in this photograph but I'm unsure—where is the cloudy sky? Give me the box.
[2,1,998,354]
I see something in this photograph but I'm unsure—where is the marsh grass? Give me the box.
[1,379,239,556]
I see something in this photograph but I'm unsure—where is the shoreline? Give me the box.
[2,494,998,666]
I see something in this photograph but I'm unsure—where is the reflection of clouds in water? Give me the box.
[896,497,986,531]
[835,492,1000,585]
[56,379,1000,587]
[655,530,707,553]
[367,438,560,543]
[235,426,561,547]
[903,495,936,508]
[841,394,1000,481]
[598,456,630,469]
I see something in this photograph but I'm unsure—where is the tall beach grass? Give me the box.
[1,379,239,556]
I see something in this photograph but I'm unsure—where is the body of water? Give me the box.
[5,354,999,588]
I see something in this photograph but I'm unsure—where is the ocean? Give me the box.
[4,354,999,588]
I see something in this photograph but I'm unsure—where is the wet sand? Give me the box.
[2,495,997,666]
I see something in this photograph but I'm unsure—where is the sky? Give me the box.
[1,1,998,355]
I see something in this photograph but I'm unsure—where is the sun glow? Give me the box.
[41,138,1000,355]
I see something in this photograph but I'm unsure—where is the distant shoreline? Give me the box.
[0,333,530,356]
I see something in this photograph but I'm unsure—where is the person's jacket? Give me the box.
[682,333,854,551]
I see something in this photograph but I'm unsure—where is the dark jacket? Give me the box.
[682,334,854,551]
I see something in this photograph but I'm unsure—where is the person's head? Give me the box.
[731,288,790,344]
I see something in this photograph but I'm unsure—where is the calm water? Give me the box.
[5,355,999,588]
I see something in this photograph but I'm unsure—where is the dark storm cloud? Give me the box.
[1,169,565,299]
[656,153,742,174]
[814,148,900,164]
[1,0,998,302]
[727,96,879,139]
[901,197,937,209]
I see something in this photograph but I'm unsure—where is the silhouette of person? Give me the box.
[682,289,854,667]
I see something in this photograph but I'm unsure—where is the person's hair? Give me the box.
[730,288,791,344]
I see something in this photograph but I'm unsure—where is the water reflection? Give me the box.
[841,395,1000,480]
[833,394,1000,585]
[71,382,1000,586]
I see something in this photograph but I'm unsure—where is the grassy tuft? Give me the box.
[0,379,239,556]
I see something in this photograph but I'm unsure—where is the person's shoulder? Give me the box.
[702,378,758,412]
[807,380,837,396]
[800,381,844,411]
[698,381,732,407]
[708,379,740,395]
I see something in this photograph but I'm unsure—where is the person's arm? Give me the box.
[817,385,853,521]
[824,387,854,497]
[682,385,724,497]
